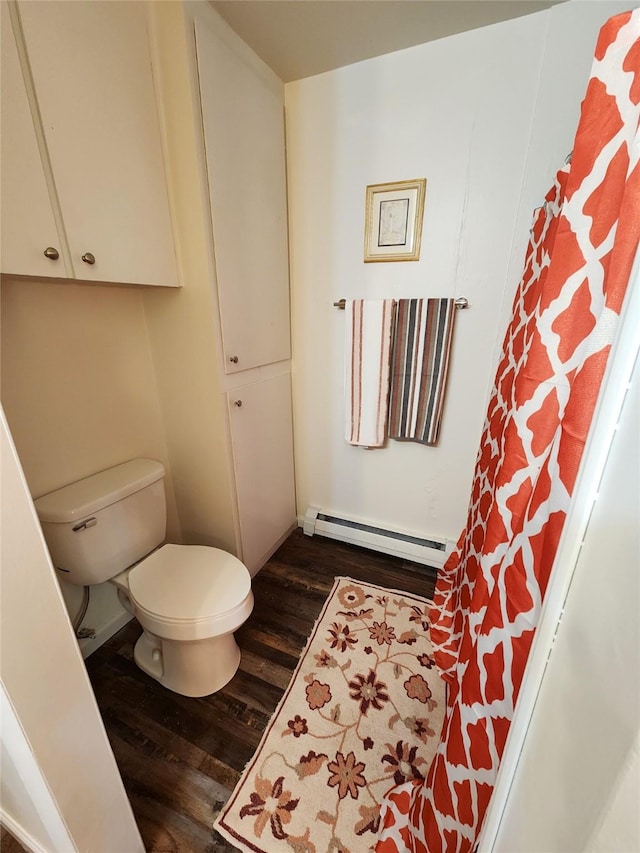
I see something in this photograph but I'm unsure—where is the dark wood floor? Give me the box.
[0,828,28,853]
[86,528,438,852]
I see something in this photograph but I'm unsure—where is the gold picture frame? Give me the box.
[364,178,426,262]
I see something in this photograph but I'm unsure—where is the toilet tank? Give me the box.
[34,459,167,586]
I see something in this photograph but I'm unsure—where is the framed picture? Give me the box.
[364,178,426,262]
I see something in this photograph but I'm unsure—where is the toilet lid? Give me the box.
[128,544,251,622]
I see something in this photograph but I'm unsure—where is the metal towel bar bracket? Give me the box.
[333,297,469,309]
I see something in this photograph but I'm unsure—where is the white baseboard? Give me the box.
[299,507,452,568]
[79,609,133,659]
[1,811,52,853]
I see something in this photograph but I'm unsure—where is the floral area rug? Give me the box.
[214,576,445,852]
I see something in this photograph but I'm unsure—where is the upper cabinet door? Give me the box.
[17,1,178,287]
[195,21,291,373]
[0,3,68,279]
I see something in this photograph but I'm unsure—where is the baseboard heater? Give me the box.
[301,506,452,568]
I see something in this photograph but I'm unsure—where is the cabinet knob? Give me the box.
[229,355,239,364]
[43,247,59,260]
[234,400,243,407]
[81,252,96,265]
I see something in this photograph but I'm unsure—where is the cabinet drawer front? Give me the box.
[18,0,178,287]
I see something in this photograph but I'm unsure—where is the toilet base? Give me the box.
[134,629,241,697]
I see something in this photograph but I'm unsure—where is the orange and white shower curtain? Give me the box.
[378,10,640,852]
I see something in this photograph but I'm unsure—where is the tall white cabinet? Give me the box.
[190,11,297,573]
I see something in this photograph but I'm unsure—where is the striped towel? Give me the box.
[389,298,456,445]
[344,299,395,447]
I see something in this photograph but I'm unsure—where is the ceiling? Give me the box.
[210,0,565,83]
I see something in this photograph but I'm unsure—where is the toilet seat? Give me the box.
[128,544,253,641]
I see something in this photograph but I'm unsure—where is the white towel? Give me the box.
[344,299,395,447]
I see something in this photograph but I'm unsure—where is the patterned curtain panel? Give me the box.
[378,10,640,852]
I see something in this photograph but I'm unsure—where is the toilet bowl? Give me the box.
[112,544,254,697]
[34,458,254,697]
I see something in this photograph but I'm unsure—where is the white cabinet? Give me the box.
[1,1,178,287]
[195,19,291,373]
[228,373,296,573]
[0,3,67,279]
[192,12,296,570]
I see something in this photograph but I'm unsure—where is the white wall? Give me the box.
[142,0,238,554]
[0,408,143,852]
[491,326,639,852]
[2,686,76,852]
[0,277,178,535]
[285,1,634,544]
[498,0,638,345]
[0,276,184,640]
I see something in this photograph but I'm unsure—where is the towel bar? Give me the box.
[333,297,469,309]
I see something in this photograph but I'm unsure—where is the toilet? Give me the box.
[34,458,254,698]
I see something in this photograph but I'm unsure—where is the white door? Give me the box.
[1,409,144,852]
[17,0,178,287]
[0,3,67,278]
[228,372,296,573]
[195,19,291,374]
